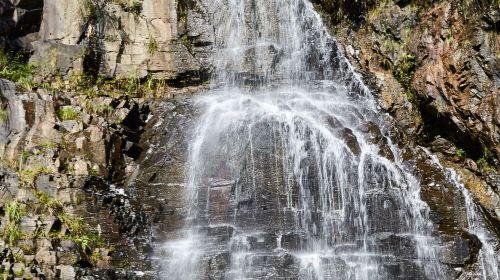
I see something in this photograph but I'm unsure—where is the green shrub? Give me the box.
[477,148,493,171]
[57,213,85,236]
[17,166,53,187]
[35,191,63,215]
[129,1,143,15]
[5,201,25,222]
[180,34,192,52]
[3,223,25,246]
[57,106,80,121]
[455,149,466,158]
[12,251,25,263]
[393,53,417,104]
[117,0,142,15]
[57,212,104,254]
[0,49,34,85]
[148,37,159,54]
[83,0,97,21]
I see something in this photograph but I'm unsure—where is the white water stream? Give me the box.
[156,0,498,279]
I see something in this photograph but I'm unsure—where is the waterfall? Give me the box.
[158,0,451,279]
[425,151,500,280]
[453,177,500,280]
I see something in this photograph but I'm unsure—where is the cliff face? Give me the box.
[1,0,214,82]
[316,0,499,226]
[0,0,499,279]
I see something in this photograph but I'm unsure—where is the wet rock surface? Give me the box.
[0,0,498,279]
[317,0,500,278]
[326,0,499,210]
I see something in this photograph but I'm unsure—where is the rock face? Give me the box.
[0,78,156,277]
[411,3,499,160]
[24,0,214,82]
[0,0,499,279]
[324,0,500,227]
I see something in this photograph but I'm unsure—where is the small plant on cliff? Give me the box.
[393,53,417,104]
[57,213,85,236]
[3,223,25,246]
[17,166,54,187]
[148,37,159,54]
[116,0,142,16]
[57,212,104,254]
[144,75,167,97]
[456,149,466,158]
[0,49,34,86]
[12,251,25,263]
[39,141,58,151]
[35,191,63,215]
[180,34,193,53]
[57,106,80,121]
[477,148,493,171]
[117,75,141,96]
[83,0,97,21]
[5,201,25,222]
[0,108,8,124]
[86,101,114,116]
[3,201,26,246]
[129,1,143,15]
[17,75,34,91]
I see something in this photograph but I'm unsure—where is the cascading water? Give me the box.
[425,151,500,280]
[158,0,452,279]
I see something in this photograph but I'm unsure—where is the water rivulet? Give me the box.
[157,0,493,279]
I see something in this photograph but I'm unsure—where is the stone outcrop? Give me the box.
[0,78,156,277]
[0,0,498,279]
[411,3,499,160]
[323,0,500,227]
[1,0,215,82]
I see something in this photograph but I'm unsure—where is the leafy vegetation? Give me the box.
[0,49,34,91]
[393,53,417,104]
[83,0,97,21]
[57,106,80,121]
[17,166,54,187]
[2,40,169,98]
[148,37,159,54]
[3,223,25,246]
[180,34,193,53]
[57,212,104,254]
[315,0,378,27]
[113,0,143,15]
[6,201,25,222]
[35,191,63,215]
[39,141,58,151]
[477,148,493,171]
[86,102,114,116]
[63,71,165,98]
[3,201,26,246]
[12,251,25,263]
[456,149,466,158]
[127,0,143,15]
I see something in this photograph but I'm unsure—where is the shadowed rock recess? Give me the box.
[0,0,498,279]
